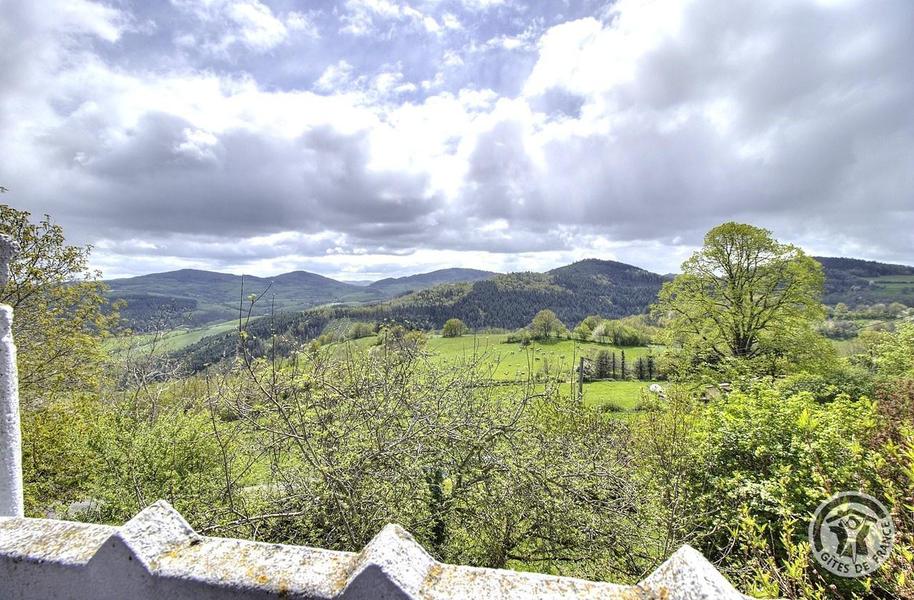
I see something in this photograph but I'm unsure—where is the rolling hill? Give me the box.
[173,259,668,371]
[372,259,667,330]
[815,257,914,306]
[115,255,914,371]
[367,268,496,297]
[106,267,498,330]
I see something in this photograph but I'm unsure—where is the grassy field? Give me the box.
[582,380,654,410]
[327,334,662,411]
[426,334,657,380]
[832,338,860,357]
[108,328,664,412]
[861,275,914,302]
[871,275,914,284]
[106,319,241,355]
[424,334,662,411]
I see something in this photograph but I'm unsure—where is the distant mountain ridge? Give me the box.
[108,255,914,336]
[105,267,497,330]
[367,268,497,296]
[375,258,667,329]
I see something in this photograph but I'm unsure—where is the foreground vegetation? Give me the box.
[4,205,914,599]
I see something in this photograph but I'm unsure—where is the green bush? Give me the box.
[688,386,882,597]
[87,403,233,527]
[21,395,104,516]
[506,328,532,345]
[776,365,874,403]
[591,319,651,346]
[442,318,468,337]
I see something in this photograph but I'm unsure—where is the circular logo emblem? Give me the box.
[808,491,894,577]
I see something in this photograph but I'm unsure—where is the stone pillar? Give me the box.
[0,234,23,517]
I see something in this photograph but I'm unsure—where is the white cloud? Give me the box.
[3,0,914,280]
[56,0,132,42]
[174,128,221,162]
[169,0,302,53]
[286,10,320,38]
[441,13,462,30]
[227,0,287,50]
[372,68,417,95]
[442,50,464,67]
[339,0,442,36]
[477,18,543,52]
[314,60,359,92]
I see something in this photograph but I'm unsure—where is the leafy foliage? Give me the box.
[0,205,117,406]
[213,340,646,579]
[870,323,914,377]
[528,309,567,339]
[21,396,104,515]
[442,317,468,337]
[634,383,901,597]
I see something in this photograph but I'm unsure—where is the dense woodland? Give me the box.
[4,204,914,599]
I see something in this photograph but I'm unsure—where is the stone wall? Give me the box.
[0,500,747,599]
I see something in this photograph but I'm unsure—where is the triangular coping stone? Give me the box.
[88,500,201,574]
[341,524,437,600]
[639,545,746,600]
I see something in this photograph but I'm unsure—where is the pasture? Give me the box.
[358,333,662,411]
[106,319,241,355]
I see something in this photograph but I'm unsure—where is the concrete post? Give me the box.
[0,234,23,517]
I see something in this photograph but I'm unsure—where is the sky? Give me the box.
[1,0,912,281]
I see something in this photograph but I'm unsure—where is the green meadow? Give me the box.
[108,327,664,411]
[337,333,662,412]
[426,334,655,379]
[106,319,241,355]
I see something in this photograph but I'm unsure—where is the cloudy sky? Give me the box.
[1,0,912,280]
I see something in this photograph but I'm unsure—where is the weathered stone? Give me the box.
[89,500,200,571]
[0,503,764,600]
[342,524,436,599]
[639,544,746,599]
[0,235,17,290]
[0,234,22,518]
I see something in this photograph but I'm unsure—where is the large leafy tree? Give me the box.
[0,204,117,406]
[654,222,826,376]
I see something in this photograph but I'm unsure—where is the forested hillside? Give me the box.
[175,259,666,370]
[815,256,914,306]
[109,257,914,334]
[105,268,370,329]
[381,259,665,329]
[175,255,914,371]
